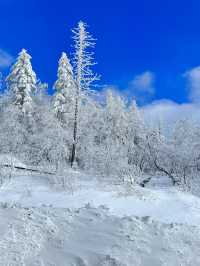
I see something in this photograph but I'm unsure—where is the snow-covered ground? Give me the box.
[0,170,200,265]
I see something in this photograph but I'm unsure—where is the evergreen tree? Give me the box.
[127,100,146,170]
[128,99,144,144]
[53,52,75,125]
[95,90,129,176]
[105,90,128,144]
[6,49,37,113]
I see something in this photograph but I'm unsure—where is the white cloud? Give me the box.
[130,71,155,94]
[0,49,13,69]
[98,71,155,104]
[140,69,200,131]
[141,99,200,131]
[98,70,200,130]
[127,71,155,104]
[185,66,200,103]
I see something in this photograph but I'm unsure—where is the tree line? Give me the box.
[0,21,200,190]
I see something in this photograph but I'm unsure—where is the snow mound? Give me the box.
[0,205,199,266]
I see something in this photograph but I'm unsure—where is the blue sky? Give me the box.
[0,0,200,106]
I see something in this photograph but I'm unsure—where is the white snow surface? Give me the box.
[0,171,200,265]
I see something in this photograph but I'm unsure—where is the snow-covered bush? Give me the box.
[145,120,200,189]
[117,164,142,185]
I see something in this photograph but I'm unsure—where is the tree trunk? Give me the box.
[70,143,76,167]
[70,82,79,168]
[154,158,178,186]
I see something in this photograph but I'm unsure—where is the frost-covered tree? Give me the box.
[127,100,146,170]
[6,49,37,113]
[142,119,200,189]
[1,50,70,168]
[90,90,129,177]
[76,96,102,170]
[104,90,128,145]
[53,52,75,125]
[70,21,99,167]
[0,90,68,168]
[166,120,200,187]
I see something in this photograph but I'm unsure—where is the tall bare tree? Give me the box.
[70,21,99,167]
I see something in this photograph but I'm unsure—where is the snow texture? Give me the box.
[0,171,200,265]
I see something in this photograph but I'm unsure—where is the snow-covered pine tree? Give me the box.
[53,52,75,125]
[128,99,144,144]
[6,49,37,113]
[70,21,99,167]
[105,90,128,145]
[96,90,129,177]
[127,99,146,171]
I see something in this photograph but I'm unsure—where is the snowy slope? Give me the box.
[0,172,200,265]
[0,174,200,225]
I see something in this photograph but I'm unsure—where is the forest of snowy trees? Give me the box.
[0,21,200,190]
